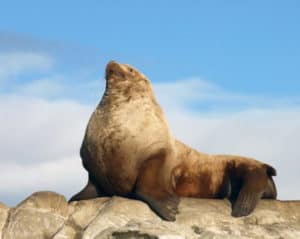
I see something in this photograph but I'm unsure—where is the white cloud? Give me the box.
[0,95,93,205]
[0,95,92,165]
[154,78,249,108]
[11,76,104,104]
[0,78,299,207]
[0,157,86,195]
[154,78,300,110]
[0,52,53,82]
[16,76,67,98]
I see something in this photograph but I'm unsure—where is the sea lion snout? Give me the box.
[106,60,119,70]
[106,61,126,80]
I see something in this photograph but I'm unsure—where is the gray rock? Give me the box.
[2,191,69,239]
[1,191,299,239]
[53,197,110,239]
[0,202,9,239]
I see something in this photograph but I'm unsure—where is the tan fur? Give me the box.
[71,61,179,220]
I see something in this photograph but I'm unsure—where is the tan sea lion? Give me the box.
[70,61,179,221]
[173,140,277,217]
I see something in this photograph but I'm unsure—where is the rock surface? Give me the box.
[0,191,299,239]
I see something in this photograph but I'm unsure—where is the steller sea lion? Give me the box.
[172,140,277,217]
[70,61,179,221]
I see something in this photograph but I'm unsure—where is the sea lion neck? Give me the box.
[99,83,156,108]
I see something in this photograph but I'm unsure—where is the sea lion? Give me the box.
[70,61,179,221]
[172,140,277,217]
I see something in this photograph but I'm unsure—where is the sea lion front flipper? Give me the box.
[69,175,106,202]
[134,151,180,221]
[135,191,179,221]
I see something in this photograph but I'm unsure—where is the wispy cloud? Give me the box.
[0,95,91,206]
[12,76,103,101]
[0,52,53,82]
[155,78,300,111]
[0,95,92,165]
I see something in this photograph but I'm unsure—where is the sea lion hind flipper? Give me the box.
[231,189,262,217]
[262,176,277,199]
[261,164,277,198]
[135,191,179,221]
[69,176,105,202]
[265,164,277,176]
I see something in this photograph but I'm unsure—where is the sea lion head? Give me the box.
[105,61,154,98]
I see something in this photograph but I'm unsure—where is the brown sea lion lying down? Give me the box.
[173,140,277,217]
[70,61,277,220]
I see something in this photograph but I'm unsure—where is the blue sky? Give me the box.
[0,1,300,205]
[1,0,300,95]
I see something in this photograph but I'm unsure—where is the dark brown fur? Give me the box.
[172,140,277,217]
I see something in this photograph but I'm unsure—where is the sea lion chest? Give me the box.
[81,97,171,195]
